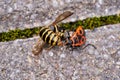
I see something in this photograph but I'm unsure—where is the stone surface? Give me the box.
[0,24,120,80]
[0,0,120,32]
[0,0,120,79]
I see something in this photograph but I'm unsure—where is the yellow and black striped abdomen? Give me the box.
[39,27,60,46]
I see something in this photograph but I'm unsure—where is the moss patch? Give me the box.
[0,27,40,42]
[60,14,120,30]
[0,14,120,42]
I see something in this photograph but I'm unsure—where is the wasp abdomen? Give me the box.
[39,27,60,46]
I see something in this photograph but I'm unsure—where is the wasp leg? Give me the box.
[45,45,54,51]
[82,44,97,50]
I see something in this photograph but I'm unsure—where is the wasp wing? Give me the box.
[51,11,73,25]
[32,38,46,55]
[47,11,73,34]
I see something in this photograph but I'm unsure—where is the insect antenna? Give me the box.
[82,44,97,50]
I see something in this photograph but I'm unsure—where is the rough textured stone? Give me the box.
[0,0,120,79]
[0,24,120,80]
[0,0,120,32]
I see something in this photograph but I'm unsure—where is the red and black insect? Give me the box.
[65,26,96,50]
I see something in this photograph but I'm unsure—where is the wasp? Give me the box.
[65,26,96,50]
[32,11,73,55]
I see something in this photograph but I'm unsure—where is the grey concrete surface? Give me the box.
[0,24,120,80]
[0,0,120,80]
[0,0,120,32]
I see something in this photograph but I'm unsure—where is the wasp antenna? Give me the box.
[82,44,97,50]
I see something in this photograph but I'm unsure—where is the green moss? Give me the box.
[60,14,120,30]
[0,27,40,42]
[0,14,120,42]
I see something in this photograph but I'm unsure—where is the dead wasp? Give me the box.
[32,11,73,55]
